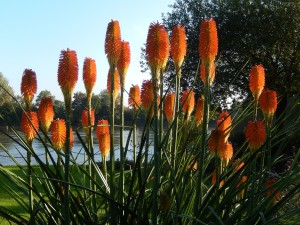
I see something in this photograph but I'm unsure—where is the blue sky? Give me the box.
[0,1,174,102]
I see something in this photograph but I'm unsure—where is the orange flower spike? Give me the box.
[164,93,175,125]
[245,120,267,151]
[208,129,227,155]
[98,133,111,158]
[199,19,218,64]
[200,62,216,86]
[128,85,141,109]
[146,22,170,78]
[21,112,39,142]
[105,20,121,67]
[96,120,110,136]
[57,49,78,99]
[141,79,154,112]
[195,97,204,126]
[217,111,232,140]
[81,109,95,135]
[51,119,66,150]
[171,25,187,72]
[265,178,281,205]
[107,68,120,102]
[21,69,37,110]
[259,89,277,124]
[83,57,97,98]
[181,89,195,121]
[38,97,54,133]
[117,41,131,87]
[249,65,265,101]
[218,142,233,166]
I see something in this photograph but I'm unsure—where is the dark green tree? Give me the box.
[142,0,300,108]
[34,90,56,108]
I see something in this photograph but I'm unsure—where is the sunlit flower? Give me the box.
[96,120,110,158]
[219,142,233,166]
[195,97,204,126]
[81,109,95,135]
[245,120,266,151]
[107,68,120,102]
[265,178,281,205]
[249,65,265,101]
[51,119,66,150]
[83,57,97,98]
[164,93,175,125]
[128,85,141,109]
[38,97,54,133]
[146,22,170,78]
[57,49,78,99]
[181,89,195,121]
[171,25,186,72]
[21,111,39,142]
[65,127,74,152]
[217,111,232,140]
[117,41,131,86]
[105,20,121,67]
[96,120,110,136]
[199,19,218,64]
[200,62,215,86]
[259,89,277,124]
[212,169,224,187]
[21,69,37,110]
[208,129,227,156]
[141,79,154,112]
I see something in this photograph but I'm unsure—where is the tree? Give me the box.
[141,0,300,108]
[0,73,14,107]
[35,90,55,108]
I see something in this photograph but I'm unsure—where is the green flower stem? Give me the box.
[119,79,125,211]
[133,109,137,164]
[159,69,164,144]
[27,141,33,222]
[266,122,272,172]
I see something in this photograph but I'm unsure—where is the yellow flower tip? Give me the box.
[208,129,227,156]
[259,88,277,123]
[83,57,97,97]
[146,22,170,78]
[164,92,175,125]
[195,97,204,126]
[217,111,232,140]
[249,64,265,101]
[171,25,187,71]
[105,20,121,66]
[21,111,39,142]
[51,119,66,150]
[107,68,120,102]
[200,62,216,86]
[141,79,154,112]
[199,18,218,64]
[128,85,141,109]
[245,120,266,151]
[21,69,37,108]
[181,89,195,121]
[218,142,233,166]
[117,41,131,85]
[57,49,78,98]
[38,97,54,133]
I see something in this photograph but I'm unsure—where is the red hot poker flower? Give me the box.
[249,64,265,101]
[83,57,97,98]
[81,109,95,135]
[259,88,277,124]
[51,119,66,151]
[171,25,187,72]
[21,69,37,110]
[164,93,175,125]
[217,111,232,140]
[141,79,154,112]
[200,62,215,87]
[219,142,233,166]
[105,20,121,67]
[195,97,204,126]
[38,97,54,133]
[96,120,110,136]
[96,120,110,158]
[57,49,78,99]
[21,111,39,142]
[117,41,131,87]
[208,129,227,157]
[181,89,195,121]
[107,68,120,102]
[146,22,170,78]
[245,120,266,151]
[128,85,141,109]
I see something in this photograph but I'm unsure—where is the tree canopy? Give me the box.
[142,0,299,107]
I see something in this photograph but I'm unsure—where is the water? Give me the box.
[0,127,154,166]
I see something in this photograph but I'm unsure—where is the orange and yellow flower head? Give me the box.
[96,120,110,136]
[141,79,154,112]
[146,22,170,78]
[208,129,227,157]
[195,97,204,126]
[51,119,66,151]
[245,120,266,151]
[164,93,175,125]
[181,89,195,121]
[96,120,110,158]
[200,62,215,86]
[83,57,97,98]
[117,41,131,86]
[105,20,121,67]
[128,85,141,109]
[171,25,186,72]
[249,64,265,101]
[217,111,232,140]
[38,97,54,133]
[259,88,277,124]
[21,111,39,142]
[57,49,78,99]
[21,69,37,109]
[107,68,120,102]
[81,109,95,135]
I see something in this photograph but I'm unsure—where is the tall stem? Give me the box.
[159,69,164,143]
[133,108,137,164]
[27,140,33,223]
[119,79,125,211]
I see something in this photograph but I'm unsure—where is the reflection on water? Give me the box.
[0,127,154,166]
